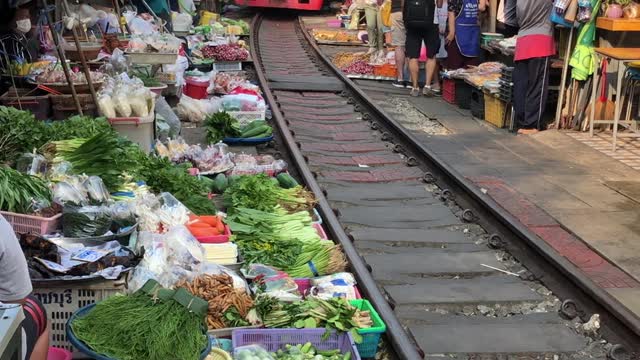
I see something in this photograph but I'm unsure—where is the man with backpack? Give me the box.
[404,0,443,96]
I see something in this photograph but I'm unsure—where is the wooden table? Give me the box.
[589,48,640,150]
[596,18,640,32]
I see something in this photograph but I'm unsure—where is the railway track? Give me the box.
[250,13,640,360]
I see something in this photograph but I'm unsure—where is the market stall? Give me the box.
[0,4,388,360]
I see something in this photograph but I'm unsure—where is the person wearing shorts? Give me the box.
[404,0,442,97]
[0,215,49,360]
[390,0,406,87]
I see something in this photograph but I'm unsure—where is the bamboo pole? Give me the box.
[112,0,126,34]
[489,0,497,32]
[60,0,99,108]
[41,0,83,115]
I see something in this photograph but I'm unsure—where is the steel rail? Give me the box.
[294,16,640,351]
[250,14,425,360]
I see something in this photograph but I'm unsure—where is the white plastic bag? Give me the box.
[129,88,149,117]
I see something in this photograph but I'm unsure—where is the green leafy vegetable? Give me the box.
[0,166,51,214]
[223,174,314,214]
[46,133,143,191]
[204,111,241,143]
[0,106,49,163]
[71,292,207,360]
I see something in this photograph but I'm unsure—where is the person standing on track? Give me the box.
[445,0,487,70]
[513,0,555,134]
[496,0,518,38]
[0,215,50,360]
[390,0,407,88]
[364,0,385,53]
[404,0,444,97]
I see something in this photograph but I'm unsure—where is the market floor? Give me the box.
[298,15,640,318]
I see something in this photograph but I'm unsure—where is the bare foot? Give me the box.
[517,129,539,135]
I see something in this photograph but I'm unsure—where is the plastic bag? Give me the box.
[155,96,181,139]
[234,345,274,360]
[164,225,205,273]
[16,153,47,176]
[162,55,189,86]
[53,181,88,206]
[308,272,358,300]
[62,205,113,237]
[83,176,110,204]
[98,93,116,118]
[200,262,249,292]
[129,88,149,117]
[177,95,222,123]
[624,2,640,18]
[221,93,265,112]
[113,91,132,117]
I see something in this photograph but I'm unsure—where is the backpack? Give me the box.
[404,0,435,29]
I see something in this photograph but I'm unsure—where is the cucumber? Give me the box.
[277,173,298,188]
[240,120,267,133]
[241,124,272,138]
[212,173,228,193]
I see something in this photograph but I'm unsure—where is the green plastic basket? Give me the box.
[350,300,386,358]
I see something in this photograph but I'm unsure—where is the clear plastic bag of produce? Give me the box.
[199,262,249,292]
[309,272,358,300]
[241,263,281,279]
[177,95,222,123]
[252,272,300,296]
[625,2,640,18]
[221,93,265,112]
[113,89,132,117]
[53,180,88,206]
[129,88,150,117]
[15,153,47,176]
[234,345,274,360]
[82,176,110,204]
[62,205,113,238]
[164,225,205,273]
[109,201,137,230]
[98,93,117,118]
[155,96,181,139]
[48,161,73,182]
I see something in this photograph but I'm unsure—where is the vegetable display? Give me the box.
[223,174,314,214]
[0,166,51,214]
[227,207,346,277]
[136,156,217,215]
[187,214,226,237]
[273,343,351,360]
[205,112,242,143]
[201,44,249,61]
[255,297,372,343]
[205,112,273,143]
[177,274,254,329]
[45,133,142,191]
[70,290,208,360]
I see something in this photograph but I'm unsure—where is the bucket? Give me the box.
[108,113,155,153]
[184,78,209,100]
[48,347,72,360]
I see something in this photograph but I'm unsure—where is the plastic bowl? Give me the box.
[47,347,72,360]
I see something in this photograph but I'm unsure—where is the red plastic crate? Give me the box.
[234,0,323,11]
[443,78,456,104]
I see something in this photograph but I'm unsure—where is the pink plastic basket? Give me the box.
[312,223,327,240]
[294,278,361,299]
[196,224,232,243]
[232,328,361,360]
[0,211,61,235]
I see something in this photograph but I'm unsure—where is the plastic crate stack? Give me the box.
[498,67,513,103]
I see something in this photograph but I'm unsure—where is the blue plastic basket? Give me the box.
[232,328,361,360]
[222,135,274,144]
[66,303,212,360]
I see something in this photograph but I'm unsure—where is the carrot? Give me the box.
[188,226,217,237]
[189,221,213,228]
[189,214,200,222]
[199,216,219,227]
[216,221,225,233]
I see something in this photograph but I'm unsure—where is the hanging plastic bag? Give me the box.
[15,153,47,176]
[155,96,181,139]
[53,180,88,206]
